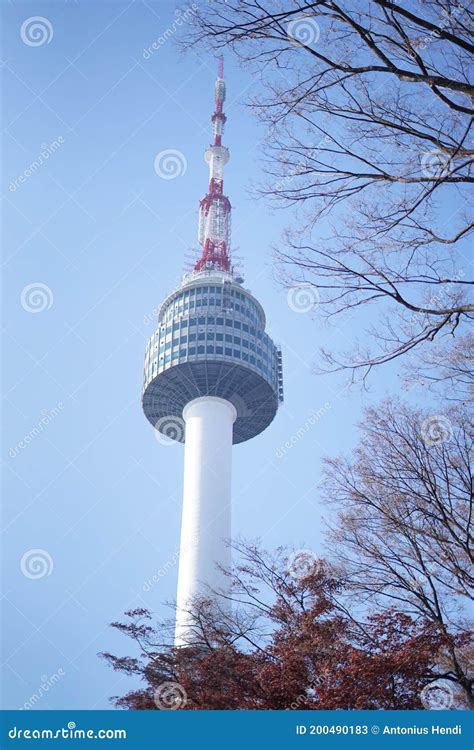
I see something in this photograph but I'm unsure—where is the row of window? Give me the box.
[146,323,274,363]
[149,334,271,359]
[161,298,261,325]
[147,332,274,361]
[157,316,260,336]
[147,316,269,348]
[167,285,249,299]
[161,286,263,324]
[145,345,276,382]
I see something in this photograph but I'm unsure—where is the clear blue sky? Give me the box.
[2,0,432,710]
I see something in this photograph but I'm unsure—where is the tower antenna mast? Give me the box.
[195,56,232,273]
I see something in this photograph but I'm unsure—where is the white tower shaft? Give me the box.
[175,396,237,648]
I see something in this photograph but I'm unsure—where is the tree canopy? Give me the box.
[102,541,468,710]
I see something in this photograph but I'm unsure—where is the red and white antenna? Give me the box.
[195,56,232,273]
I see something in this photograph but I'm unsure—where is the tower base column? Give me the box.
[175,396,237,648]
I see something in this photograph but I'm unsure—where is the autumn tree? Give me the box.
[102,543,458,710]
[323,399,473,706]
[184,1,473,386]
